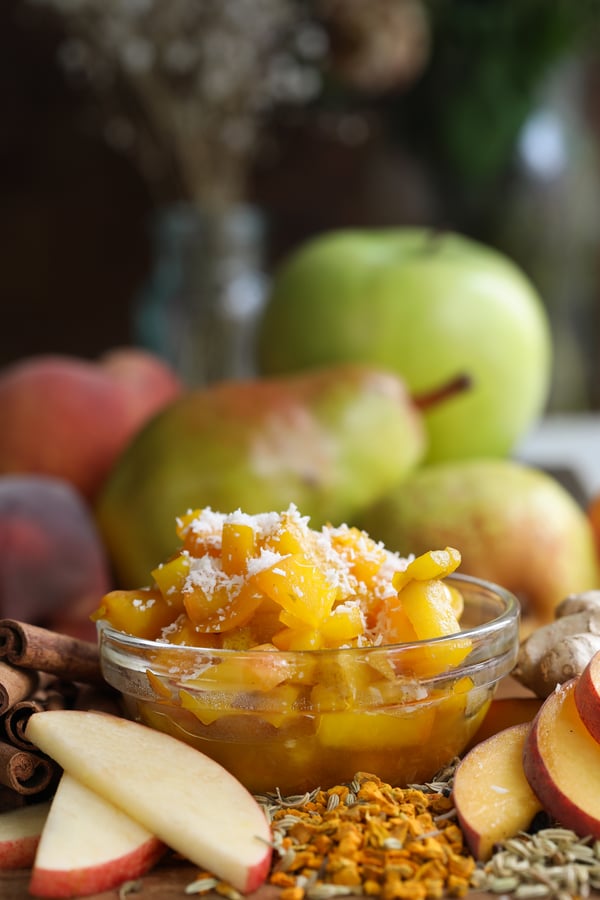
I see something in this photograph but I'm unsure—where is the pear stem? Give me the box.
[412,374,472,411]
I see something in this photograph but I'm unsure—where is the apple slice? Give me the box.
[29,773,166,898]
[0,801,50,869]
[453,722,543,860]
[574,650,600,743]
[523,678,600,838]
[25,710,272,893]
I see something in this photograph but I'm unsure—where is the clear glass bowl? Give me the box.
[98,574,519,795]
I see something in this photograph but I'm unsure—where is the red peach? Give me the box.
[0,348,182,501]
[0,474,112,640]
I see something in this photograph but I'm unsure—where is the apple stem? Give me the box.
[412,374,472,411]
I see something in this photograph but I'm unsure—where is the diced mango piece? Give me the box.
[393,547,461,592]
[151,553,189,612]
[319,604,364,647]
[222,522,256,576]
[401,579,462,640]
[317,704,436,749]
[377,601,419,645]
[272,626,325,651]
[183,573,263,633]
[91,588,178,640]
[252,555,336,628]
[159,614,222,647]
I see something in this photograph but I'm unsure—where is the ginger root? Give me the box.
[513,591,600,698]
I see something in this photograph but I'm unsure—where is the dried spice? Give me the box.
[471,827,600,899]
[187,768,475,900]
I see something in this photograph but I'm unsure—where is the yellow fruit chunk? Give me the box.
[329,526,388,586]
[319,604,364,647]
[159,614,222,647]
[151,554,189,611]
[393,547,461,592]
[397,580,472,675]
[401,579,462,640]
[184,579,264,633]
[177,509,221,557]
[317,704,436,750]
[91,588,178,640]
[252,555,336,628]
[182,646,287,693]
[377,602,419,645]
[222,522,256,576]
[272,626,325,651]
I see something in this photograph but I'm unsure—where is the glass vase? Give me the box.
[133,203,268,385]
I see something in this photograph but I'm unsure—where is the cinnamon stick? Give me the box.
[2,700,44,750]
[0,738,59,795]
[0,619,103,685]
[0,661,39,715]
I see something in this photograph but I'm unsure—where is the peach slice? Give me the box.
[0,801,50,870]
[523,678,600,839]
[29,773,165,898]
[574,650,600,743]
[453,722,543,860]
[26,710,272,894]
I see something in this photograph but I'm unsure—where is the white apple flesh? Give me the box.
[523,678,600,838]
[29,773,165,898]
[25,710,272,893]
[0,801,50,870]
[452,722,543,860]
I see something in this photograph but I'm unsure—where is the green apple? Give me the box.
[257,228,553,462]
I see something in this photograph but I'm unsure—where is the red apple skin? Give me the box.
[522,679,600,839]
[574,650,600,744]
[29,837,166,898]
[0,348,182,501]
[0,802,50,870]
[0,833,40,870]
[0,474,111,640]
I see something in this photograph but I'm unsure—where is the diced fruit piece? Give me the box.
[151,554,190,606]
[393,547,461,591]
[574,649,600,743]
[522,679,600,839]
[222,522,256,575]
[317,705,435,750]
[25,710,272,893]
[0,801,50,870]
[453,723,543,861]
[90,588,178,640]
[392,579,472,675]
[29,773,165,898]
[399,579,462,640]
[183,572,263,633]
[252,555,336,627]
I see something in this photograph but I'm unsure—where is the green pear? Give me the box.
[358,458,600,628]
[96,364,427,587]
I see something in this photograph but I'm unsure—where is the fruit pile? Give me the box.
[94,504,467,658]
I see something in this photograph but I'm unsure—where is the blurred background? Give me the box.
[2,0,600,411]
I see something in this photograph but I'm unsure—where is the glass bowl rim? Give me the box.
[97,572,520,660]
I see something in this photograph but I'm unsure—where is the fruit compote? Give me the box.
[95,505,514,793]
